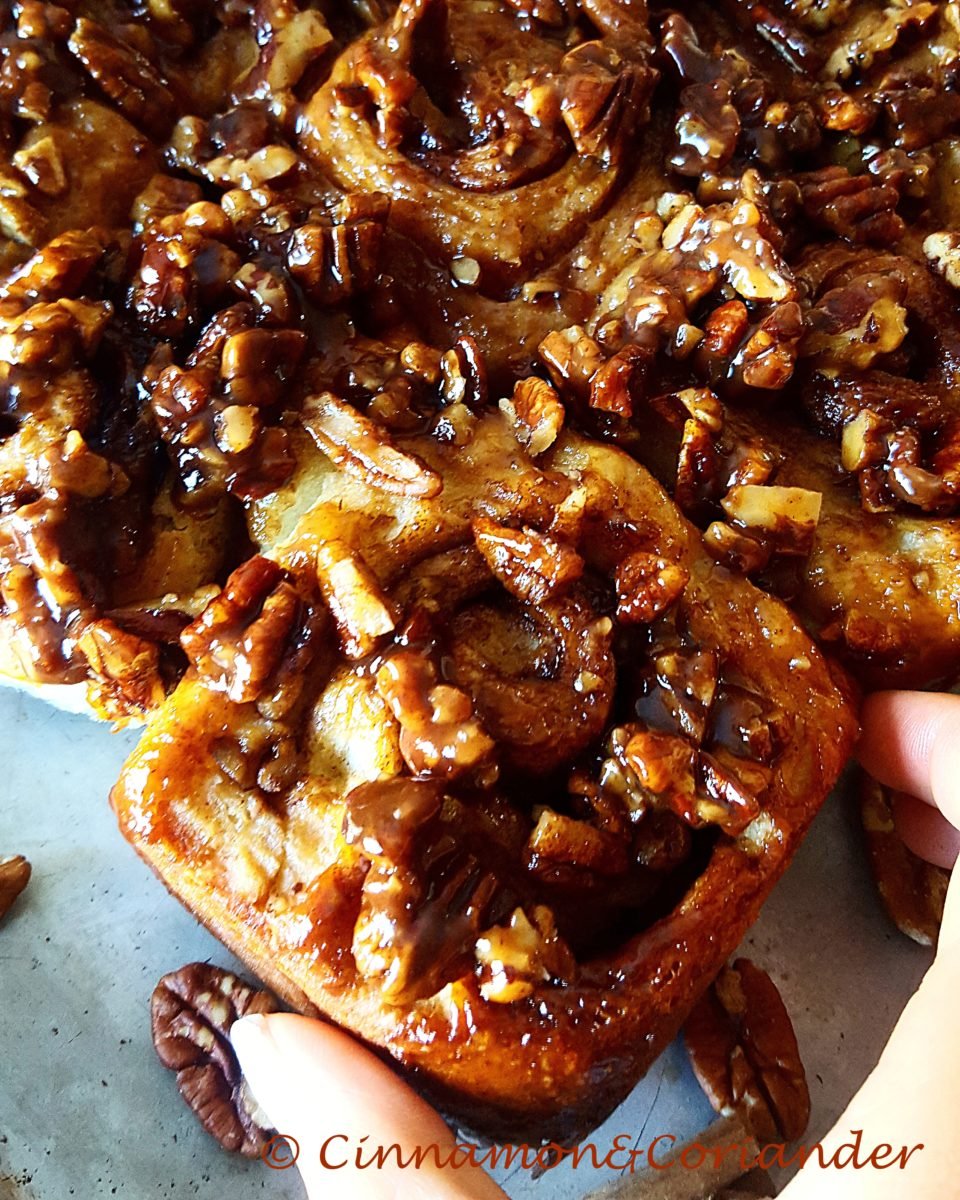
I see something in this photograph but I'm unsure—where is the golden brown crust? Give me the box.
[112,413,856,1142]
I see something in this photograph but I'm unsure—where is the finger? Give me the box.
[858,692,960,822]
[892,792,960,870]
[231,1012,507,1200]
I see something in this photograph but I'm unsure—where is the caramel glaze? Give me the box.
[113,413,856,1142]
[4,0,960,697]
[6,0,957,1145]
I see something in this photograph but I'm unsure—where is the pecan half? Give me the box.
[67,19,174,139]
[860,772,949,947]
[301,392,442,499]
[684,958,810,1144]
[472,517,583,606]
[500,376,565,456]
[151,963,278,1157]
[0,856,31,921]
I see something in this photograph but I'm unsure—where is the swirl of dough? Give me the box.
[301,0,656,291]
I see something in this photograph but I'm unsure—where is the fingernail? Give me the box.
[231,1013,275,1076]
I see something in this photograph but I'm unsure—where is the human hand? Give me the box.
[782,690,960,1199]
[231,1011,508,1200]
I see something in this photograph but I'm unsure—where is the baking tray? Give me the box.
[0,685,934,1199]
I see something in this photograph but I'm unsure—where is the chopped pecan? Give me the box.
[346,785,500,1004]
[885,427,949,512]
[652,647,719,745]
[824,3,937,80]
[815,87,877,135]
[78,618,166,718]
[697,749,767,835]
[476,906,575,1003]
[860,772,948,947]
[806,370,942,438]
[661,200,794,303]
[0,856,31,922]
[343,776,445,862]
[472,517,583,606]
[131,174,204,232]
[675,417,720,517]
[0,229,109,305]
[588,344,650,418]
[301,392,442,499]
[315,540,396,659]
[539,325,606,403]
[500,376,565,456]
[151,963,278,1157]
[220,328,307,407]
[612,726,698,824]
[557,38,655,161]
[0,298,111,368]
[241,7,333,96]
[802,274,908,371]
[684,958,810,1144]
[733,303,804,392]
[671,79,740,177]
[229,262,294,325]
[181,557,300,703]
[526,808,628,876]
[440,335,487,409]
[13,133,67,197]
[614,551,689,625]
[697,300,751,383]
[703,522,772,576]
[923,232,960,291]
[721,485,822,556]
[376,649,496,781]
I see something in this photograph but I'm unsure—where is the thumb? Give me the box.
[231,1012,508,1200]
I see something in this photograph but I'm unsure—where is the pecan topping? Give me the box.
[376,649,496,781]
[526,808,628,876]
[286,194,387,306]
[316,541,397,659]
[151,963,278,1157]
[475,906,574,1003]
[67,19,174,139]
[614,551,689,625]
[860,772,948,947]
[923,232,960,291]
[78,618,166,719]
[0,856,31,922]
[472,517,584,606]
[798,167,905,246]
[500,376,565,457]
[721,485,823,557]
[301,392,442,499]
[684,958,811,1144]
[345,780,500,1004]
[181,558,301,703]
